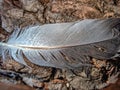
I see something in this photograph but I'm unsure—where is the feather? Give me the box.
[0,18,120,69]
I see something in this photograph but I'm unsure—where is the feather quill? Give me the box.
[0,18,120,69]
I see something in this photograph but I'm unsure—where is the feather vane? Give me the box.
[0,18,120,69]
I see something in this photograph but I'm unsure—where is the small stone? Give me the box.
[22,77,44,88]
[66,83,70,87]
[20,0,41,12]
[7,9,24,19]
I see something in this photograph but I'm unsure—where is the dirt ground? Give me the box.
[0,0,120,90]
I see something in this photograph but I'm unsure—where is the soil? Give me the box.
[0,0,120,90]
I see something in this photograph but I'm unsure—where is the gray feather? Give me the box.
[0,18,120,69]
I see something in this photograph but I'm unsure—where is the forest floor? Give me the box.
[0,0,120,90]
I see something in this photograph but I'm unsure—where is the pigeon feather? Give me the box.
[0,18,120,69]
